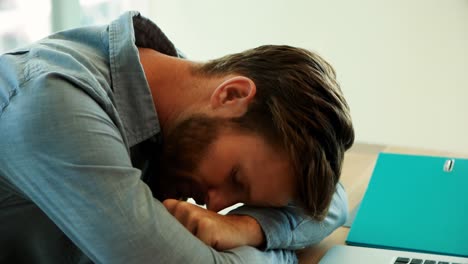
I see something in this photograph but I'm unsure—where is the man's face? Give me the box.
[155,115,296,212]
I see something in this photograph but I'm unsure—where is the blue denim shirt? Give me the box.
[0,11,347,264]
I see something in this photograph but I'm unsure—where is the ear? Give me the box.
[210,76,256,118]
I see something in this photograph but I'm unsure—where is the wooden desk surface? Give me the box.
[297,143,468,264]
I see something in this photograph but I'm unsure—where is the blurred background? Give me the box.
[1,0,467,154]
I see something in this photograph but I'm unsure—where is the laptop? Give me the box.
[320,153,468,264]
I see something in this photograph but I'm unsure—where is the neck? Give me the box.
[138,48,207,135]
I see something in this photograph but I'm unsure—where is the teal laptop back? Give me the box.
[346,153,468,257]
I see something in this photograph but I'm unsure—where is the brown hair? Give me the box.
[194,45,354,220]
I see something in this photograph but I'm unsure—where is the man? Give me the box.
[0,11,354,263]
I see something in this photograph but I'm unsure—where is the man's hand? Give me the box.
[163,199,265,251]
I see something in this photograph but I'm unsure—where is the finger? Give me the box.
[162,198,179,213]
[195,217,218,249]
[163,199,192,229]
[179,202,205,235]
[165,200,201,235]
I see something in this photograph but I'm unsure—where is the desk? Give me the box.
[297,143,468,264]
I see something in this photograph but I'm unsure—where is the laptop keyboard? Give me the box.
[394,256,467,264]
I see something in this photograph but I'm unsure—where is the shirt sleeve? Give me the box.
[0,75,297,264]
[229,183,348,250]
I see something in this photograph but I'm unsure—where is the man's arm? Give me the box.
[0,75,296,263]
[229,183,348,250]
[161,180,347,252]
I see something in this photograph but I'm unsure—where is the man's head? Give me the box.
[154,45,354,220]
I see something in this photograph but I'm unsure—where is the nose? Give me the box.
[206,188,236,212]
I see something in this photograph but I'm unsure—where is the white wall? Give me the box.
[145,0,468,154]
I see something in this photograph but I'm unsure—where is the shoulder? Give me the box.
[0,75,128,166]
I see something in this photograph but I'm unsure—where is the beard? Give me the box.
[147,114,226,204]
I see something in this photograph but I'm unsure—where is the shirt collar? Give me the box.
[108,11,179,147]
